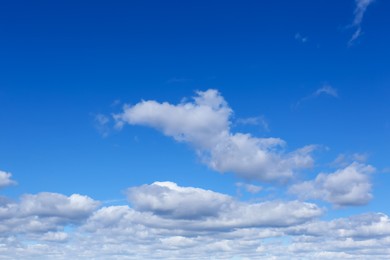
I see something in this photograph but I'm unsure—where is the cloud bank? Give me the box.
[0,178,389,259]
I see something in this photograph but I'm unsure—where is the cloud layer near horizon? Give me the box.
[0,176,389,259]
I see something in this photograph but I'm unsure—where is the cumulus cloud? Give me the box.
[3,210,390,259]
[127,181,232,219]
[114,89,315,182]
[0,181,389,259]
[0,170,16,188]
[125,182,323,229]
[349,0,375,45]
[285,212,390,258]
[18,192,100,219]
[0,192,99,234]
[290,162,375,206]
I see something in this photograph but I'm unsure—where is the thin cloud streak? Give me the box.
[349,0,375,45]
[295,85,338,108]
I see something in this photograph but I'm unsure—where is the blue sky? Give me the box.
[1,0,390,259]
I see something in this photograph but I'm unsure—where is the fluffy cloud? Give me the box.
[18,192,100,219]
[284,212,390,259]
[3,211,390,259]
[0,181,389,259]
[290,162,375,206]
[0,170,16,188]
[114,89,315,182]
[0,192,99,234]
[125,182,322,228]
[127,181,232,219]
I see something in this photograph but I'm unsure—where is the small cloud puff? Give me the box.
[295,33,308,43]
[0,170,17,188]
[290,162,375,207]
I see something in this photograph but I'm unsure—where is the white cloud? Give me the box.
[331,153,368,167]
[313,85,338,98]
[18,192,100,219]
[349,0,375,45]
[0,192,100,234]
[114,89,231,149]
[236,182,262,194]
[0,170,16,188]
[290,162,375,206]
[1,181,390,259]
[94,114,111,137]
[124,182,323,230]
[127,181,233,219]
[114,89,315,182]
[236,116,270,131]
[2,210,390,259]
[41,231,69,242]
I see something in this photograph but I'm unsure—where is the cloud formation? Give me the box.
[94,114,111,137]
[0,192,99,235]
[114,89,315,182]
[236,182,263,194]
[349,0,375,45]
[294,33,308,43]
[294,85,339,109]
[290,162,375,206]
[127,181,232,219]
[0,180,389,259]
[126,182,322,228]
[313,85,338,98]
[0,170,16,188]
[236,115,270,131]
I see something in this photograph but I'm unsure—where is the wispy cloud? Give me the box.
[236,115,270,131]
[294,33,308,43]
[295,85,339,108]
[236,182,263,194]
[94,113,111,137]
[349,0,375,45]
[313,85,338,98]
[331,152,369,167]
[166,77,191,84]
